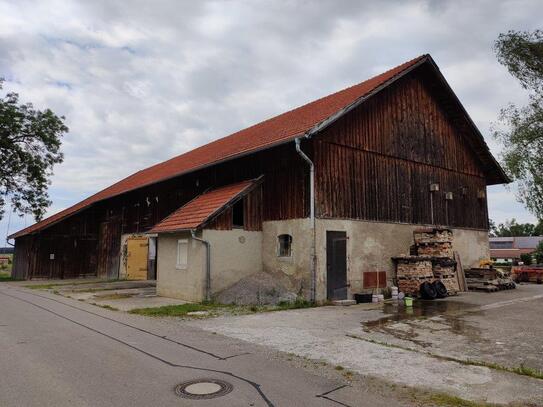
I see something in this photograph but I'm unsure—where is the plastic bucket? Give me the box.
[404,297,413,307]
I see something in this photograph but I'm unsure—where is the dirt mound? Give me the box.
[213,271,298,305]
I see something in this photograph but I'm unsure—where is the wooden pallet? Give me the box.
[468,284,499,292]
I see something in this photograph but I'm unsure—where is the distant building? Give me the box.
[490,237,543,262]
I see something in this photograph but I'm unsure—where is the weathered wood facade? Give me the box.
[314,67,489,229]
[12,145,307,279]
[11,56,505,280]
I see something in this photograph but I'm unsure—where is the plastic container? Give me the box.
[404,297,413,307]
[372,294,379,303]
[377,294,384,302]
[354,293,373,304]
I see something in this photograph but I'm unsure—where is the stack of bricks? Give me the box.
[414,228,453,257]
[396,257,434,295]
[393,228,459,296]
[432,258,459,294]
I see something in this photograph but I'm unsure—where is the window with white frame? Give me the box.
[176,239,188,269]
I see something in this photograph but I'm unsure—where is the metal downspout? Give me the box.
[191,230,211,301]
[295,138,316,302]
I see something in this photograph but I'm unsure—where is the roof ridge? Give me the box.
[9,55,430,238]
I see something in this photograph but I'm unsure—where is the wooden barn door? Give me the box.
[126,237,149,280]
[97,220,121,279]
[326,231,348,300]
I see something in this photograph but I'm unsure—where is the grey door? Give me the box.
[326,231,348,300]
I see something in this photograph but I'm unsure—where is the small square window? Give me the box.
[176,239,188,269]
[277,234,292,257]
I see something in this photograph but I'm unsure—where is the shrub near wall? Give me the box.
[520,253,533,265]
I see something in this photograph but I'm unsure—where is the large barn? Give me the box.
[10,54,509,302]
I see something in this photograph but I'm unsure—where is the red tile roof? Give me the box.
[150,180,255,233]
[11,55,428,238]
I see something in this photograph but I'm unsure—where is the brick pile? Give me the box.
[396,258,434,295]
[393,228,459,296]
[414,228,453,257]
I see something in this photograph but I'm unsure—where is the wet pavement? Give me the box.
[359,284,543,371]
[189,284,543,405]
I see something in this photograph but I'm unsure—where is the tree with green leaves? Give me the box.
[0,79,67,223]
[493,30,543,220]
[520,252,533,265]
[489,218,543,237]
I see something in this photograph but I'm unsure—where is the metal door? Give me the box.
[326,231,348,300]
[126,237,149,280]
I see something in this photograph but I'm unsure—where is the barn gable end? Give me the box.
[314,64,490,229]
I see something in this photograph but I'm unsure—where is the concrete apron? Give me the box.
[188,285,543,405]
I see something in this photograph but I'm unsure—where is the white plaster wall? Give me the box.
[157,219,489,303]
[261,219,312,298]
[315,219,490,301]
[156,232,205,302]
[202,229,262,295]
[157,229,262,301]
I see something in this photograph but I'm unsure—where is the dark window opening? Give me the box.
[232,199,244,228]
[278,234,292,257]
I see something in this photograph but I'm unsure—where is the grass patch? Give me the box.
[90,303,119,311]
[421,392,495,407]
[276,298,314,310]
[129,298,317,318]
[25,279,122,290]
[95,293,134,300]
[334,365,344,371]
[129,302,232,317]
[0,273,19,281]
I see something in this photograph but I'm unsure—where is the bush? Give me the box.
[535,242,543,265]
[520,253,533,265]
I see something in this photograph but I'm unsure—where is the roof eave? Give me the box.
[423,57,510,186]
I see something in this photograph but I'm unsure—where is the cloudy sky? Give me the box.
[1,0,541,239]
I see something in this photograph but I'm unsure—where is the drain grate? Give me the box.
[175,378,233,400]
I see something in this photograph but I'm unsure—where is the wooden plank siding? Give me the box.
[12,67,497,279]
[204,183,264,231]
[14,145,307,279]
[314,71,489,229]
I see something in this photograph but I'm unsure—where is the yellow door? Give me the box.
[126,237,149,280]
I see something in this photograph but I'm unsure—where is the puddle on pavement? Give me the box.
[361,299,485,347]
[364,299,476,329]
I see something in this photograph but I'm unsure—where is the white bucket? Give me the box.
[372,294,379,303]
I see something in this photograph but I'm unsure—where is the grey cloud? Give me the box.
[0,0,541,236]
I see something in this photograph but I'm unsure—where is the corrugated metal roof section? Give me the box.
[10,55,427,239]
[150,180,256,233]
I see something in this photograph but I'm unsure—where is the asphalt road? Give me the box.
[0,284,395,407]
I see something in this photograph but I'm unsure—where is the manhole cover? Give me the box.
[175,378,233,400]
